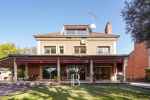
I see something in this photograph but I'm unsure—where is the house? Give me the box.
[0,23,127,83]
[127,42,150,81]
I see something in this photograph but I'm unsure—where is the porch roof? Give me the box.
[0,54,128,67]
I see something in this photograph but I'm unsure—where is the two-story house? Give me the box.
[0,23,127,83]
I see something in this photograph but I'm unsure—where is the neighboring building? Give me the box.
[127,42,150,81]
[0,68,12,81]
[0,23,127,83]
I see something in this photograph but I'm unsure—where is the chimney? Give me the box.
[105,22,112,34]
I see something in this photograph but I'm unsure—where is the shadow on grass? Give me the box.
[5,84,150,100]
[80,84,150,100]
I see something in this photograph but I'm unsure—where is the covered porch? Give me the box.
[0,55,128,84]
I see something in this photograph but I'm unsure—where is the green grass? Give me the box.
[1,84,150,100]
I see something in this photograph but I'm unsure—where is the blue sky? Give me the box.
[0,0,133,54]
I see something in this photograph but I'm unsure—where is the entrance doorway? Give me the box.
[95,66,112,80]
[42,65,57,80]
[61,64,89,81]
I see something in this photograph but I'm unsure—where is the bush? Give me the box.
[145,68,150,81]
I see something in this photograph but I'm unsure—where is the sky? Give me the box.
[0,0,133,54]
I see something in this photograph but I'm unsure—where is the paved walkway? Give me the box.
[0,84,28,96]
[130,82,150,89]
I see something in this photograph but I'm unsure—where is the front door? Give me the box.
[62,64,87,81]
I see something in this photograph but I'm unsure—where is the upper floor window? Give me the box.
[74,46,86,54]
[59,46,64,54]
[44,46,56,54]
[97,46,110,55]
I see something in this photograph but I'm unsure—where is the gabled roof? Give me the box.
[33,24,120,38]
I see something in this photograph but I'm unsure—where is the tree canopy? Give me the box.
[0,43,19,58]
[122,0,150,47]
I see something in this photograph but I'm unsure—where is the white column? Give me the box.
[114,63,117,81]
[90,59,94,83]
[39,66,43,80]
[13,58,17,82]
[115,63,118,81]
[25,63,28,80]
[123,57,128,81]
[57,57,61,83]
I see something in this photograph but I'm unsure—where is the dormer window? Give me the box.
[62,25,91,35]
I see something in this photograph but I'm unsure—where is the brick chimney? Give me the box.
[105,22,112,34]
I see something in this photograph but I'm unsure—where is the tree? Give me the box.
[0,43,19,58]
[0,43,37,59]
[122,0,150,47]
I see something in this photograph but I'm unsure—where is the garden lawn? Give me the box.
[1,84,150,100]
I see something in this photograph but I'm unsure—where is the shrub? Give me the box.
[145,68,150,81]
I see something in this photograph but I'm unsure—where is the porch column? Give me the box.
[90,59,94,83]
[57,57,61,83]
[123,57,128,81]
[13,58,17,82]
[113,63,117,81]
[25,63,28,80]
[39,66,43,80]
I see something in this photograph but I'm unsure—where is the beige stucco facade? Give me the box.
[36,37,117,55]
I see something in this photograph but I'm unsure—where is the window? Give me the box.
[97,46,110,55]
[44,46,56,54]
[74,46,86,54]
[59,46,64,54]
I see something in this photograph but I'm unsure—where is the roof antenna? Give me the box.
[87,11,97,29]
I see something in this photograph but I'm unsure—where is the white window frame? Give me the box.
[97,46,110,55]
